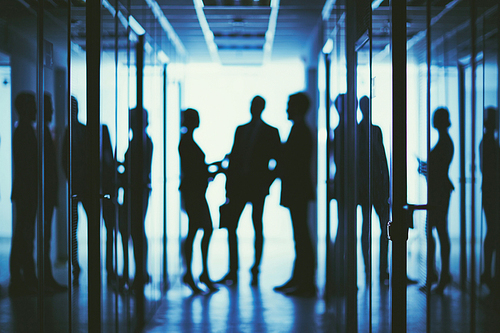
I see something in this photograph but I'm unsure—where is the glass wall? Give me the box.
[0,0,184,331]
[322,0,499,332]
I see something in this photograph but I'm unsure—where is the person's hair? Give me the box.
[334,93,345,114]
[359,96,369,115]
[251,96,266,115]
[130,107,149,129]
[14,91,35,118]
[182,108,200,129]
[289,92,310,116]
[484,107,498,131]
[433,107,451,130]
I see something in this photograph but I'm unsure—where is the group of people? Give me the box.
[179,92,316,297]
[9,92,153,296]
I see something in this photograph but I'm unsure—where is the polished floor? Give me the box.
[1,233,500,332]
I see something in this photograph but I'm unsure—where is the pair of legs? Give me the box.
[10,199,38,294]
[428,200,451,292]
[183,190,217,293]
[481,197,499,289]
[360,200,389,283]
[102,197,117,282]
[221,195,265,284]
[120,189,150,289]
[275,201,315,295]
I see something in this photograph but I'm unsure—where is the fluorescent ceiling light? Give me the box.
[371,0,383,10]
[193,0,220,63]
[263,0,279,64]
[194,0,204,8]
[322,0,336,21]
[158,50,170,64]
[129,16,145,36]
[322,38,333,54]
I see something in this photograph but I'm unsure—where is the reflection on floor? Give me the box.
[1,235,499,332]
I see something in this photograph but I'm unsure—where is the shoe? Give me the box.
[274,278,297,292]
[183,274,203,294]
[250,267,259,286]
[215,272,238,286]
[199,272,219,293]
[433,274,451,294]
[285,284,317,298]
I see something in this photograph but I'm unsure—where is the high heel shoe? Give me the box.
[183,274,203,294]
[199,272,219,292]
[433,274,451,294]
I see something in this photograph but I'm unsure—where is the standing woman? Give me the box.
[419,107,454,293]
[179,108,217,294]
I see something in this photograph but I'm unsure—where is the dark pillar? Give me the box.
[87,0,102,331]
[391,0,408,332]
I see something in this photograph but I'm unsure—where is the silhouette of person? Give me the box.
[43,92,67,292]
[273,92,316,297]
[179,108,218,294]
[119,107,153,290]
[418,107,454,294]
[479,106,500,291]
[62,96,118,286]
[62,96,88,285]
[9,91,38,296]
[217,95,281,286]
[357,96,390,283]
[328,93,347,296]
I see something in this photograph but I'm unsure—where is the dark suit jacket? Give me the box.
[225,118,280,200]
[279,120,314,207]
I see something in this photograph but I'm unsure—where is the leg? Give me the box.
[375,202,389,281]
[250,196,265,284]
[360,202,370,281]
[482,200,496,284]
[286,201,316,296]
[103,198,117,279]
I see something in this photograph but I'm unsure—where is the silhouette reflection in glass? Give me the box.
[62,96,88,285]
[328,93,347,296]
[479,106,500,292]
[418,107,454,294]
[9,91,38,296]
[119,107,153,290]
[43,92,68,292]
[179,108,218,294]
[217,95,281,286]
[357,96,390,284]
[273,92,316,297]
[63,96,118,286]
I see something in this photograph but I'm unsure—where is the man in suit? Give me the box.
[217,95,281,286]
[273,92,316,297]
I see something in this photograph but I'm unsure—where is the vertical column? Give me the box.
[459,64,467,291]
[346,0,357,331]
[36,0,45,330]
[86,0,102,331]
[324,53,331,301]
[470,0,477,331]
[391,0,407,332]
[163,64,168,291]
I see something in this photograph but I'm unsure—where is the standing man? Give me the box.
[274,92,316,297]
[217,95,281,286]
[9,92,38,296]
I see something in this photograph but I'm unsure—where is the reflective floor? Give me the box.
[1,235,500,332]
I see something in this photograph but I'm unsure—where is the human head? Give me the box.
[287,92,310,121]
[334,93,346,116]
[250,96,266,118]
[359,95,369,117]
[130,107,149,131]
[432,107,451,130]
[484,107,498,133]
[181,108,200,131]
[14,91,36,122]
[44,92,54,123]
